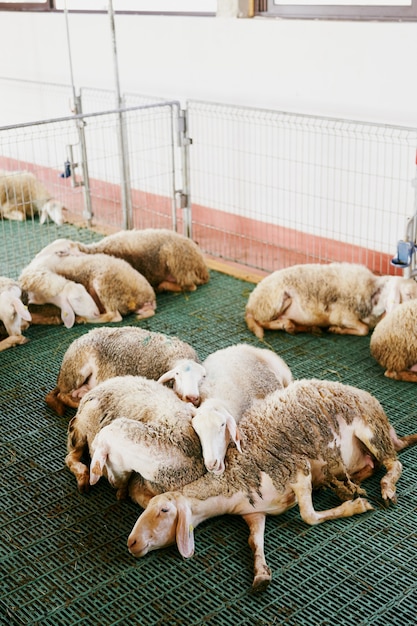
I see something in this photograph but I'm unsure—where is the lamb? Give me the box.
[370,299,417,382]
[0,170,64,226]
[45,325,205,416]
[19,265,104,329]
[127,378,417,591]
[65,375,206,502]
[188,343,293,474]
[0,277,32,351]
[245,262,417,340]
[74,228,210,292]
[21,238,157,323]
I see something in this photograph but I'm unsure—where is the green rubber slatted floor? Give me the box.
[1,221,417,625]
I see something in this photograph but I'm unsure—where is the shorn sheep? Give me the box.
[0,170,64,226]
[45,326,205,416]
[370,299,417,382]
[0,277,32,351]
[189,343,293,474]
[245,262,417,339]
[21,238,157,323]
[75,228,210,292]
[65,375,206,502]
[127,378,417,592]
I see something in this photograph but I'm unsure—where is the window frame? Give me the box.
[255,0,417,20]
[0,1,215,14]
[0,1,52,10]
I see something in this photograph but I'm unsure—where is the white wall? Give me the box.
[0,11,416,127]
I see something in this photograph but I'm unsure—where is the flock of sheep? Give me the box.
[2,219,417,592]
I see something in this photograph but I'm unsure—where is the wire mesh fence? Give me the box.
[0,99,182,276]
[1,78,417,279]
[187,100,417,275]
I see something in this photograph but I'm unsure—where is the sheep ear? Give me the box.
[39,206,47,224]
[175,495,195,558]
[59,298,76,328]
[157,369,175,385]
[225,413,242,453]
[89,446,108,485]
[12,297,32,322]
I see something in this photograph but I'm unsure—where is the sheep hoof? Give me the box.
[77,474,90,494]
[251,567,272,593]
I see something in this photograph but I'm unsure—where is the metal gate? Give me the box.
[0,99,190,278]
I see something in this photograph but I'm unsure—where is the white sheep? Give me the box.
[45,325,205,416]
[22,238,157,323]
[189,343,293,474]
[245,262,417,340]
[19,265,103,329]
[127,378,417,591]
[0,277,32,352]
[65,375,206,501]
[75,228,210,292]
[0,170,64,226]
[370,299,417,382]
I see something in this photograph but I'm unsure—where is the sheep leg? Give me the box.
[44,387,67,417]
[155,280,184,292]
[65,449,90,492]
[385,369,417,383]
[1,202,26,221]
[328,319,369,336]
[0,334,28,351]
[66,418,90,492]
[353,425,408,504]
[242,512,271,592]
[80,311,123,324]
[291,469,373,525]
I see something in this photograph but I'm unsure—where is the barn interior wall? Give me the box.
[0,11,416,128]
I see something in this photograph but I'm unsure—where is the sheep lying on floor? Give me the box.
[370,299,417,382]
[65,375,206,502]
[75,228,210,292]
[245,262,417,339]
[45,326,205,416]
[0,277,32,351]
[127,378,417,592]
[188,343,293,474]
[19,265,104,329]
[0,170,65,226]
[20,238,157,326]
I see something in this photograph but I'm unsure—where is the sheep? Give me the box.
[19,265,104,329]
[21,238,157,323]
[0,277,32,351]
[370,299,417,382]
[74,228,210,292]
[127,378,417,592]
[45,325,205,416]
[245,262,417,340]
[0,170,64,226]
[189,343,293,474]
[65,375,206,502]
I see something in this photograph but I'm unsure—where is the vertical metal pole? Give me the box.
[108,0,133,230]
[74,96,93,225]
[178,108,193,238]
[63,1,93,226]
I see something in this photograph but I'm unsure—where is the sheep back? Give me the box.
[183,378,396,503]
[76,228,209,291]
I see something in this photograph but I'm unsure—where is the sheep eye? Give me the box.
[161,507,169,513]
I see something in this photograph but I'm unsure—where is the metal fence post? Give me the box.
[73,93,93,226]
[177,108,193,238]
